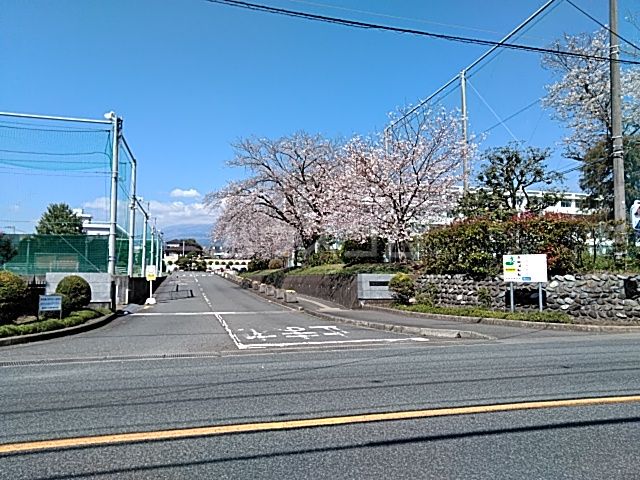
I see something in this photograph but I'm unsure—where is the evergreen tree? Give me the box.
[35,203,84,235]
[455,143,563,219]
[0,233,17,266]
[579,137,640,219]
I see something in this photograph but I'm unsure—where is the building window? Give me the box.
[560,200,572,208]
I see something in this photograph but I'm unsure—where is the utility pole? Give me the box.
[460,69,469,193]
[610,0,626,259]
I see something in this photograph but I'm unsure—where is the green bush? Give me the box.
[420,214,592,278]
[389,273,415,305]
[247,258,269,272]
[56,275,91,315]
[0,271,27,323]
[415,282,439,307]
[0,309,103,338]
[268,258,284,269]
[306,250,341,267]
[340,237,386,266]
[477,287,492,308]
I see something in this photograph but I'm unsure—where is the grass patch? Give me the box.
[286,264,346,276]
[0,309,108,338]
[276,263,411,277]
[239,269,281,277]
[394,304,574,324]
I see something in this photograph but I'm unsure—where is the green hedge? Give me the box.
[0,271,27,323]
[0,309,105,338]
[394,304,573,323]
[420,214,591,278]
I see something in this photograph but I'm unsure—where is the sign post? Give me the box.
[38,295,63,320]
[502,254,548,312]
[145,265,157,305]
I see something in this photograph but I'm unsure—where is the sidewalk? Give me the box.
[292,293,640,340]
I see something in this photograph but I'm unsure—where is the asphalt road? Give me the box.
[1,273,639,478]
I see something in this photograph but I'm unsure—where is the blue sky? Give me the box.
[0,0,636,235]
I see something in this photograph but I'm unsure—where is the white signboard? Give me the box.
[39,295,62,312]
[502,254,548,283]
[146,265,157,281]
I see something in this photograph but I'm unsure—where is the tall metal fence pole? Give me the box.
[127,155,137,277]
[141,211,148,277]
[150,225,156,273]
[107,112,121,276]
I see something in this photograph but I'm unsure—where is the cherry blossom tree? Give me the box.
[206,133,339,252]
[328,108,468,260]
[212,195,296,259]
[542,29,640,161]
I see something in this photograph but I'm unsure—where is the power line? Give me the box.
[565,0,640,54]
[285,0,523,38]
[205,0,640,65]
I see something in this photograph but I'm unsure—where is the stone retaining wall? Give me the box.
[247,273,359,309]
[417,273,640,323]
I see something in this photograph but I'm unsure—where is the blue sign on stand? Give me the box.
[39,295,62,312]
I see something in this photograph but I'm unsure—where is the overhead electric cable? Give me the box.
[204,0,640,65]
[565,0,640,53]
[286,0,520,38]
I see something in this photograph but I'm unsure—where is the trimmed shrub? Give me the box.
[305,250,340,267]
[56,275,91,315]
[247,258,269,272]
[0,271,27,323]
[340,237,386,265]
[268,258,284,269]
[420,213,592,278]
[389,273,415,305]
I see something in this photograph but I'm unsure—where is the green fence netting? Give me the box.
[1,234,130,276]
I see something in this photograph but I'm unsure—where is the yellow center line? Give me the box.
[1,395,639,455]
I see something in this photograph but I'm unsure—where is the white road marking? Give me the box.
[133,311,284,316]
[240,338,429,349]
[213,313,246,350]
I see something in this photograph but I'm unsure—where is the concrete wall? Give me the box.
[45,272,167,308]
[357,274,394,300]
[46,272,114,306]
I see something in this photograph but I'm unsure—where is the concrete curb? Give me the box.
[218,273,491,340]
[0,312,119,347]
[302,308,493,340]
[363,304,640,334]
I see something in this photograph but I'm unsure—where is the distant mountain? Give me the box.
[160,223,213,247]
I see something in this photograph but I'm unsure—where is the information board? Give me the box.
[502,254,548,283]
[146,265,157,281]
[39,295,62,312]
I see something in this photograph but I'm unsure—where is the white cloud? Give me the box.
[82,196,218,230]
[83,196,110,210]
[146,200,217,228]
[170,188,201,199]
